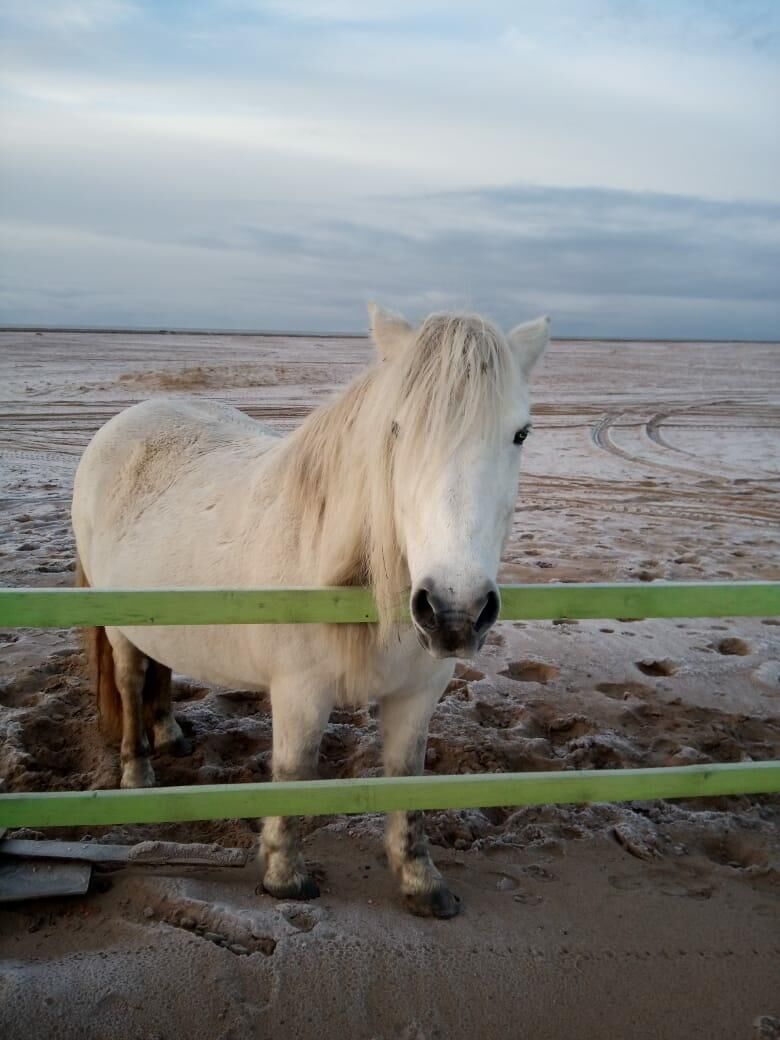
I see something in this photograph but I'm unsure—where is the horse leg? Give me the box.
[106,628,155,789]
[381,688,460,918]
[144,660,191,755]
[261,680,333,900]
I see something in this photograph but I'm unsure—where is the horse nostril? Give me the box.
[411,587,438,631]
[475,588,500,634]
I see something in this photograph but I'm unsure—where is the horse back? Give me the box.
[72,396,278,576]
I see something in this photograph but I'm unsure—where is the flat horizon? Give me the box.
[1,324,778,345]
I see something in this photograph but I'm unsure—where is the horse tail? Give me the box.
[76,556,123,745]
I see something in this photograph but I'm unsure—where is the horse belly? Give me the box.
[117,623,270,691]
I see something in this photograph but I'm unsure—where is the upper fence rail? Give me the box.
[1,581,778,628]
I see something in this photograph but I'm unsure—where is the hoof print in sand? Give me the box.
[613,821,660,861]
[159,901,278,956]
[715,637,751,656]
[512,891,544,906]
[547,713,593,738]
[636,659,678,677]
[500,660,560,684]
[454,664,485,682]
[279,903,319,932]
[596,681,653,701]
[474,700,520,729]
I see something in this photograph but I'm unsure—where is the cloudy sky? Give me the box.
[1,1,778,337]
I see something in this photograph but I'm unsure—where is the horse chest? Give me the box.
[338,638,454,706]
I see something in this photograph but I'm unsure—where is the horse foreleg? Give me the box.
[106,628,155,789]
[381,688,460,918]
[261,681,332,901]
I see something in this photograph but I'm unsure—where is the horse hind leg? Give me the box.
[105,628,156,789]
[143,659,191,756]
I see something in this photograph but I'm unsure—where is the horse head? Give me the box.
[369,303,549,659]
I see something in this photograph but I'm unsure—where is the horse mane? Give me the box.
[277,312,515,678]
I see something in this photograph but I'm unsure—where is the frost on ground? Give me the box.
[0,332,778,1040]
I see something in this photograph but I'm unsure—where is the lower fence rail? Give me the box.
[1,763,779,829]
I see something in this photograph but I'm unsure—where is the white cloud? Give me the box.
[2,4,776,202]
[0,0,777,331]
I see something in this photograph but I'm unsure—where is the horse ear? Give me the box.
[508,315,550,377]
[368,302,414,360]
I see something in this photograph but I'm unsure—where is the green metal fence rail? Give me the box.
[1,580,778,628]
[1,763,779,829]
[1,580,778,827]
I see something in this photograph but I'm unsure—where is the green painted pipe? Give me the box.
[1,583,777,827]
[0,763,778,828]
[0,581,777,628]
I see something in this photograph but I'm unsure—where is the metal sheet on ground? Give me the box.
[0,860,91,902]
[0,838,249,867]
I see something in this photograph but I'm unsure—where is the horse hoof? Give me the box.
[157,735,194,757]
[262,874,321,901]
[405,884,461,919]
[120,758,155,789]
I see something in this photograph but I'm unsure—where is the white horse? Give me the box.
[72,305,549,917]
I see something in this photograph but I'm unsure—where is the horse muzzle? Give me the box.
[410,581,501,659]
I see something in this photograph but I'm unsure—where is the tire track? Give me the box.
[592,398,780,485]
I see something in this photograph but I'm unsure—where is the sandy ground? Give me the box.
[0,331,779,1039]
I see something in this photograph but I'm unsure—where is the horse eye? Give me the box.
[513,425,531,445]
